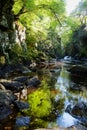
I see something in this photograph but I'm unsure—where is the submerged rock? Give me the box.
[66,102,87,126]
[15,116,30,127]
[71,102,87,117]
[14,100,29,111]
[69,82,82,91]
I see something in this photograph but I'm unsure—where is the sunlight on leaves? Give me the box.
[12,0,23,15]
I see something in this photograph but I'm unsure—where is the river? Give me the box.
[0,60,87,130]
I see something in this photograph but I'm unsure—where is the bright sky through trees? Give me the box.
[66,0,81,15]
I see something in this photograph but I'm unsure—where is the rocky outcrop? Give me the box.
[0,62,41,122]
[0,63,31,78]
[0,80,24,92]
[0,0,27,63]
[0,0,15,62]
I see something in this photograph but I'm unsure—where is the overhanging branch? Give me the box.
[14,4,62,26]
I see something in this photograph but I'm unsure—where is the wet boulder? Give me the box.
[0,79,24,92]
[71,102,87,117]
[0,64,16,78]
[26,76,41,87]
[14,100,29,111]
[66,102,87,125]
[13,76,31,84]
[0,90,17,105]
[18,66,31,74]
[69,82,82,91]
[15,116,30,128]
[14,63,31,74]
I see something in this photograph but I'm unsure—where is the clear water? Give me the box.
[1,62,87,130]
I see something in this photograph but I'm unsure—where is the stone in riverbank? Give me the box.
[14,100,29,111]
[0,90,16,120]
[0,80,24,92]
[26,76,41,87]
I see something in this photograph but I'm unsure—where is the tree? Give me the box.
[12,0,66,61]
[59,0,87,58]
[72,0,87,25]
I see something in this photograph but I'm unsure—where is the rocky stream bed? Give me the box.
[0,59,87,130]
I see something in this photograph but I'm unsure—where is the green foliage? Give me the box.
[77,0,87,12]
[11,0,87,60]
[11,0,66,60]
[65,24,87,57]
[12,43,22,54]
[12,0,23,15]
[24,0,35,11]
[72,0,87,25]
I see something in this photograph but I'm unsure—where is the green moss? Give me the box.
[0,56,5,64]
[23,89,52,118]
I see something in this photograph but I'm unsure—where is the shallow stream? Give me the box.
[1,61,87,130]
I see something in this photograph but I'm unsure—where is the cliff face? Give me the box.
[0,0,15,62]
[0,0,26,63]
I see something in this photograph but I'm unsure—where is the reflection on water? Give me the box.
[1,63,87,129]
[56,112,78,128]
[53,66,87,128]
[26,65,87,129]
[25,65,87,129]
[55,67,70,92]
